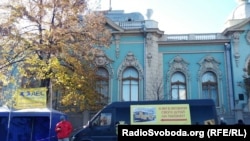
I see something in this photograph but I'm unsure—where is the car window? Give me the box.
[92,112,112,126]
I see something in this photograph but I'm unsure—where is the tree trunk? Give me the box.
[41,78,51,104]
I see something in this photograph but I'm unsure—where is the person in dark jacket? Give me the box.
[220,117,227,125]
[55,115,73,141]
[235,119,245,125]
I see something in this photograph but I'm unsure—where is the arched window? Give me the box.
[122,67,139,101]
[171,72,186,100]
[96,67,109,103]
[202,71,219,106]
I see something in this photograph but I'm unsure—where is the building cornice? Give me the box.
[158,39,230,45]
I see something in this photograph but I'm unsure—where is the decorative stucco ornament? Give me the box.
[246,30,250,44]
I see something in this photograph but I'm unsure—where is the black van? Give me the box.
[71,99,218,141]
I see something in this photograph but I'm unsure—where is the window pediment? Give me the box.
[94,50,113,66]
[167,55,189,80]
[118,52,143,80]
[198,55,222,79]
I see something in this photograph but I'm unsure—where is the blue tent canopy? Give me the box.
[0,107,66,141]
[0,106,9,141]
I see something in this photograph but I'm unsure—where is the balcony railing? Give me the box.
[159,33,228,41]
[114,20,228,41]
[116,20,159,29]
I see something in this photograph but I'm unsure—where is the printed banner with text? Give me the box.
[130,104,191,125]
[13,87,47,109]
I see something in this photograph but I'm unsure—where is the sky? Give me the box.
[99,0,239,34]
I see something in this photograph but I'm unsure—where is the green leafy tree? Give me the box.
[0,0,111,112]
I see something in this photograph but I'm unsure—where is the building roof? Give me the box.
[224,0,250,29]
[228,0,250,20]
[105,10,144,22]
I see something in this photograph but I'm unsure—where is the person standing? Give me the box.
[235,119,245,125]
[220,117,227,125]
[55,115,73,141]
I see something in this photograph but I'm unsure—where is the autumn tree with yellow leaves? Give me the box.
[0,0,111,112]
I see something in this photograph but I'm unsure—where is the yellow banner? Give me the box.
[13,87,47,109]
[131,104,191,125]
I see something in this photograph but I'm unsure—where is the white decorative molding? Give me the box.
[198,55,222,106]
[243,55,250,78]
[167,55,189,81]
[166,55,189,99]
[243,67,249,78]
[232,32,240,67]
[146,9,153,20]
[94,50,114,77]
[198,55,222,79]
[117,52,143,80]
[146,33,153,48]
[147,53,152,67]
[114,34,120,58]
[246,30,250,44]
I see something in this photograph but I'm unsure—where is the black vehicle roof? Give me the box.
[105,99,216,108]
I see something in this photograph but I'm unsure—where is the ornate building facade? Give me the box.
[91,0,250,124]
